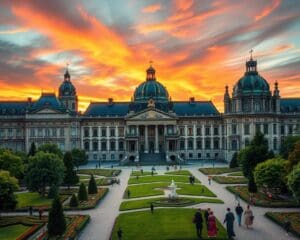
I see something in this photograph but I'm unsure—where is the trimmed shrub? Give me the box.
[78,182,88,201]
[88,175,98,194]
[69,194,78,207]
[229,152,238,168]
[48,197,66,236]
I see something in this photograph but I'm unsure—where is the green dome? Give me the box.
[233,58,270,95]
[133,66,169,103]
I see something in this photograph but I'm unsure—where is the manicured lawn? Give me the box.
[125,183,216,198]
[111,209,228,240]
[131,171,157,176]
[16,192,55,209]
[212,176,248,184]
[226,186,300,207]
[79,175,90,181]
[199,167,240,175]
[265,212,300,238]
[165,170,192,176]
[0,224,30,240]
[77,168,121,177]
[228,172,244,176]
[128,175,200,184]
[120,197,223,211]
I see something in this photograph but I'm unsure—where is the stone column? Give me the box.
[155,125,159,153]
[193,124,196,150]
[115,126,119,151]
[144,125,149,153]
[184,125,188,151]
[106,126,110,151]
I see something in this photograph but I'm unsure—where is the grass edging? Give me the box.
[265,212,300,238]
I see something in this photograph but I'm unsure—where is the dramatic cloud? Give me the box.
[0,0,299,112]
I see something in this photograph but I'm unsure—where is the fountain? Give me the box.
[168,179,178,199]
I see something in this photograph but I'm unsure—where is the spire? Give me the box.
[274,80,280,97]
[246,49,257,74]
[146,60,156,81]
[64,63,70,81]
[224,85,230,99]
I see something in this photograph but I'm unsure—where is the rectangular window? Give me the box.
[273,124,277,135]
[188,140,193,150]
[198,153,201,158]
[110,128,115,137]
[214,139,219,149]
[118,127,124,137]
[263,124,268,134]
[273,138,277,150]
[189,153,193,159]
[213,127,218,135]
[119,141,124,151]
[53,128,57,137]
[179,128,184,136]
[196,140,202,149]
[188,127,193,136]
[281,125,285,135]
[8,128,13,137]
[205,127,210,136]
[0,129,4,138]
[71,127,76,137]
[84,128,89,137]
[110,141,115,151]
[167,126,174,135]
[288,125,293,135]
[92,128,98,137]
[101,128,106,137]
[45,128,50,137]
[111,154,115,160]
[30,128,35,137]
[101,142,107,151]
[196,127,201,136]
[38,128,43,137]
[205,139,211,149]
[60,128,64,137]
[180,140,185,150]
[244,124,250,135]
[93,141,98,151]
[16,129,21,137]
[232,125,237,135]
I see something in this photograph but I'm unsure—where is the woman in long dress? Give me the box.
[244,205,254,229]
[207,211,218,237]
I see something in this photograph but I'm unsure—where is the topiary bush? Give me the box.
[48,197,66,236]
[88,175,98,194]
[229,152,238,168]
[69,194,78,207]
[78,182,88,201]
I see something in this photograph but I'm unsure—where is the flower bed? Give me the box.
[265,212,300,238]
[77,169,121,177]
[65,188,108,210]
[199,167,240,175]
[212,176,248,184]
[226,185,300,207]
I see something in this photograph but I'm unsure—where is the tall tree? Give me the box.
[25,152,64,196]
[78,182,88,201]
[229,152,238,168]
[63,152,79,189]
[48,197,66,236]
[71,148,88,167]
[287,142,300,172]
[238,132,270,193]
[280,136,300,159]
[288,163,300,202]
[38,143,63,158]
[0,150,24,179]
[88,175,98,194]
[28,142,37,157]
[0,170,19,211]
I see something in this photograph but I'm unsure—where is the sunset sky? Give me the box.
[0,0,299,112]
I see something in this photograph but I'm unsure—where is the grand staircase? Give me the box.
[139,152,166,165]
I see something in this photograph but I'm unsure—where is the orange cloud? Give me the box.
[255,0,281,21]
[142,4,161,13]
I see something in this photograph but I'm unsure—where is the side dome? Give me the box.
[133,65,169,103]
[233,58,270,96]
[59,70,76,97]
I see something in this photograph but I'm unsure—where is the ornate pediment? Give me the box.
[127,109,175,120]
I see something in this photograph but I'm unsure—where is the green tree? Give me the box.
[254,158,288,194]
[0,150,24,179]
[48,197,66,236]
[238,132,270,193]
[25,152,64,196]
[15,151,29,165]
[280,136,300,159]
[28,142,37,157]
[229,152,238,168]
[0,170,19,211]
[48,184,59,199]
[88,175,98,194]
[287,142,300,172]
[78,182,88,201]
[287,163,300,202]
[71,148,88,167]
[69,194,78,207]
[63,152,79,189]
[38,143,63,158]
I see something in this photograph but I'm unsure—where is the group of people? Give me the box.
[193,204,254,239]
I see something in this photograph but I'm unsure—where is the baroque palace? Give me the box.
[0,56,300,163]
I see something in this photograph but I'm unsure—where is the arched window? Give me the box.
[84,141,90,151]
[231,140,237,150]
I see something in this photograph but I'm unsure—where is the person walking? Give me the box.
[38,208,43,220]
[204,208,210,228]
[117,227,122,240]
[208,176,212,185]
[150,203,154,214]
[127,189,131,199]
[207,211,217,238]
[235,203,243,227]
[244,205,254,229]
[29,206,33,216]
[193,208,203,239]
[224,208,236,239]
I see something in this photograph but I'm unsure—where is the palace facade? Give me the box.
[1,57,300,163]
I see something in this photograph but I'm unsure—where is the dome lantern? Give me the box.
[146,61,156,81]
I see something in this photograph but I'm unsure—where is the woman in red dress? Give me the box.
[207,211,218,237]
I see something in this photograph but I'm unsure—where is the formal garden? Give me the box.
[0,143,118,239]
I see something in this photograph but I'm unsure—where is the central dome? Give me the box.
[133,65,169,103]
[233,58,270,96]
